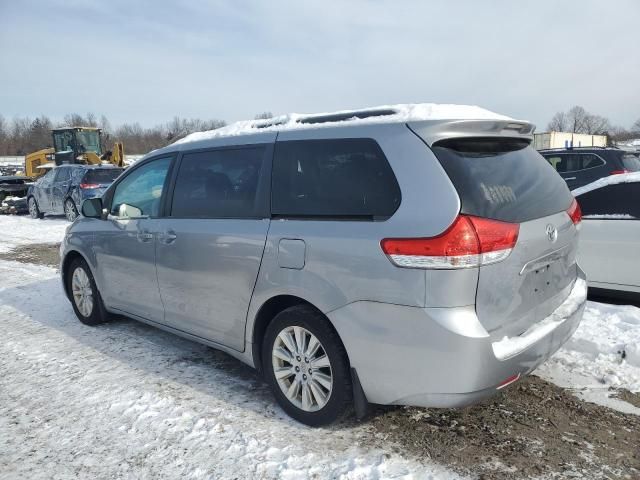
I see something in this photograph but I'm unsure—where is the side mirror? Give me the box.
[81,198,103,219]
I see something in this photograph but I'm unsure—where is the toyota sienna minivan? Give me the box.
[61,104,587,426]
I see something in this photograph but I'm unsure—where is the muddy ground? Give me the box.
[365,376,640,479]
[4,242,640,479]
[0,242,61,268]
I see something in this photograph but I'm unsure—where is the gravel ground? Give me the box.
[3,242,640,479]
[365,376,640,479]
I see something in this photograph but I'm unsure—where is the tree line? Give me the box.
[0,113,229,156]
[547,105,640,142]
[0,107,638,156]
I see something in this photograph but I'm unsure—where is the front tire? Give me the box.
[28,197,43,219]
[64,198,79,222]
[66,257,110,326]
[262,305,352,426]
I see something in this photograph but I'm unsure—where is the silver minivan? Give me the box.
[61,106,587,425]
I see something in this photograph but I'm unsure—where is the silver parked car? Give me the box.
[573,172,640,297]
[60,105,587,425]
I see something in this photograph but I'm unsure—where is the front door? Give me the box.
[51,166,72,213]
[155,145,271,351]
[94,156,173,322]
[34,169,56,212]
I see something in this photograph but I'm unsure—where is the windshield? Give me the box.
[75,131,102,155]
[431,138,573,223]
[84,168,123,184]
[622,153,640,171]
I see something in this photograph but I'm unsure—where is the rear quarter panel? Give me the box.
[246,123,462,343]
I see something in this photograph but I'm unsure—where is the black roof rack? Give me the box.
[297,108,397,125]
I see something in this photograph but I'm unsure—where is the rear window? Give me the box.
[272,139,401,220]
[84,168,123,184]
[431,138,573,223]
[622,153,640,172]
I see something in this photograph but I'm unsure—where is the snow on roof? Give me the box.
[572,171,640,196]
[173,103,521,145]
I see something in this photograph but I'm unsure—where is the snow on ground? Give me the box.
[0,215,68,253]
[1,214,639,478]
[0,217,461,479]
[537,301,640,414]
[173,103,522,145]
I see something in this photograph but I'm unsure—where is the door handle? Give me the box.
[158,230,177,245]
[136,231,153,242]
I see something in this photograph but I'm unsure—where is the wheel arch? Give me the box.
[250,294,350,373]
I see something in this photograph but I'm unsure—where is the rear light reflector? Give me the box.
[380,215,519,269]
[610,169,629,175]
[496,373,521,390]
[567,199,582,225]
[80,183,100,189]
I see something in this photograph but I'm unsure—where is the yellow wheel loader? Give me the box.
[23,127,125,178]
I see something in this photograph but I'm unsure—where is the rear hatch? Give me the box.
[429,137,578,339]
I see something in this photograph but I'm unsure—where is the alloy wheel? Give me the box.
[28,198,38,218]
[271,326,333,412]
[65,200,77,221]
[71,267,94,317]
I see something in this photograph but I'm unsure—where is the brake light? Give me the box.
[567,199,582,225]
[80,183,100,189]
[380,215,519,269]
[610,169,629,175]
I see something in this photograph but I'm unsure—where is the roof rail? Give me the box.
[298,108,397,125]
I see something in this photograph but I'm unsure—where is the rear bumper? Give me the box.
[328,266,586,407]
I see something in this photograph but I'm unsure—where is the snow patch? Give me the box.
[537,300,640,414]
[0,215,68,253]
[572,171,640,196]
[173,103,521,145]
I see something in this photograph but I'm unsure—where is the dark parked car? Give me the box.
[27,164,123,221]
[539,147,640,190]
[0,175,31,204]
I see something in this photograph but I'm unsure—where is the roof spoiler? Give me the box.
[408,119,535,146]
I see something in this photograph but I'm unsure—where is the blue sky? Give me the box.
[1,0,638,129]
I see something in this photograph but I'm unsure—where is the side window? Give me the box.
[545,155,564,172]
[55,167,71,182]
[171,147,265,218]
[580,153,605,170]
[73,168,85,180]
[110,157,171,218]
[38,169,56,186]
[272,138,401,219]
[544,154,605,173]
[578,183,640,219]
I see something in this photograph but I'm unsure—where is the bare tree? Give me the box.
[547,111,568,131]
[632,118,640,133]
[546,105,611,134]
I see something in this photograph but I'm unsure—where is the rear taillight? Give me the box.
[80,183,100,189]
[567,199,582,225]
[610,169,629,175]
[380,215,519,269]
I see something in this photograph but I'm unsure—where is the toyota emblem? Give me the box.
[546,224,558,243]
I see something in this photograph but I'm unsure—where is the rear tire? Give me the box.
[28,197,44,219]
[66,257,110,326]
[262,305,353,426]
[64,198,79,222]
